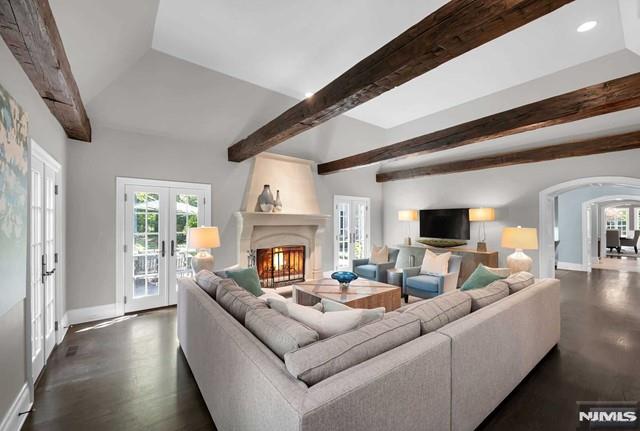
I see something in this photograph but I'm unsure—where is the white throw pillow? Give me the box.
[420,250,451,275]
[258,289,292,303]
[370,245,389,264]
[267,299,384,339]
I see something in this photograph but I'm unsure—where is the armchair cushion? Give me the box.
[354,264,377,280]
[420,249,451,275]
[406,275,441,293]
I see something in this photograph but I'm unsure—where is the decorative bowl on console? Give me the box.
[417,238,467,248]
[331,271,358,289]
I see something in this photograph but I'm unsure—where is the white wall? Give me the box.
[66,50,386,311]
[0,38,68,423]
[382,149,640,275]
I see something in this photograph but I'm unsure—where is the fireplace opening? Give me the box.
[256,245,305,288]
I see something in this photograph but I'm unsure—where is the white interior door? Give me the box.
[30,157,45,379]
[334,196,370,270]
[168,188,208,304]
[124,185,169,312]
[30,148,59,380]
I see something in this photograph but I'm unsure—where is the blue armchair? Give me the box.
[402,254,463,300]
[352,248,400,283]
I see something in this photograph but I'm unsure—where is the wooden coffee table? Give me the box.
[293,278,402,311]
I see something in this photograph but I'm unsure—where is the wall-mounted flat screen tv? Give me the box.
[419,208,470,240]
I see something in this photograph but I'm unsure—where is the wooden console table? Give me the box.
[425,245,499,287]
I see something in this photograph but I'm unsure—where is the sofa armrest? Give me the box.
[352,259,369,271]
[301,332,452,431]
[374,262,396,282]
[442,271,460,293]
[402,266,421,279]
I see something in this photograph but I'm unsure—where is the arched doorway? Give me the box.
[538,176,640,278]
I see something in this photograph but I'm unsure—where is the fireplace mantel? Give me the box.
[235,211,330,280]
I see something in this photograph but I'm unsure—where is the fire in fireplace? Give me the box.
[256,245,305,288]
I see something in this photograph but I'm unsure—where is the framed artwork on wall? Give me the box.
[0,82,30,318]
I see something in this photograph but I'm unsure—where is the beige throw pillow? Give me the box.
[267,299,384,339]
[370,245,389,264]
[420,249,451,275]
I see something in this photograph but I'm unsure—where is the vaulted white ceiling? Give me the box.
[49,0,640,167]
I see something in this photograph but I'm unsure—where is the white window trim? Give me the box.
[605,207,630,237]
[115,177,211,315]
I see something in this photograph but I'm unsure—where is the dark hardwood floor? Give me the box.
[24,269,639,430]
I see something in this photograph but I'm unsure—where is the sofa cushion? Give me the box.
[245,308,319,359]
[463,280,509,311]
[284,313,420,385]
[215,278,268,324]
[194,270,224,298]
[404,291,472,334]
[406,274,440,293]
[258,288,290,303]
[484,266,512,277]
[225,267,264,297]
[503,271,535,293]
[320,298,352,312]
[461,264,507,291]
[354,264,377,279]
[268,300,384,339]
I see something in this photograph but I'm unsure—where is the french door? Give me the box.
[30,145,59,380]
[120,179,210,313]
[334,196,370,270]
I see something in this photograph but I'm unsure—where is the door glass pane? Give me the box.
[175,194,199,287]
[337,202,350,269]
[352,202,367,260]
[132,192,161,298]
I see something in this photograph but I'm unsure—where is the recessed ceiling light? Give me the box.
[577,21,597,33]
[304,92,314,99]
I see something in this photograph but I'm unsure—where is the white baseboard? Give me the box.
[557,261,589,272]
[57,312,69,344]
[67,303,119,325]
[0,384,31,431]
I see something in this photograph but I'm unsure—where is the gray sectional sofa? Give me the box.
[177,276,560,431]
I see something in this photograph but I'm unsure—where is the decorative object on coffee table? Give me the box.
[398,210,418,245]
[188,226,221,273]
[330,271,358,289]
[501,226,538,273]
[258,184,275,212]
[469,208,495,252]
[294,278,401,311]
[274,190,283,212]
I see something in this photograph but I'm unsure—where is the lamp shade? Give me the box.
[398,210,418,221]
[469,208,496,222]
[501,226,538,250]
[188,226,221,249]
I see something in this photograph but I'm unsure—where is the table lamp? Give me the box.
[469,208,496,252]
[398,210,418,245]
[188,226,221,273]
[501,226,538,273]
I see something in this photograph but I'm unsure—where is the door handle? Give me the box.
[41,255,55,283]
[161,240,166,257]
[171,240,175,257]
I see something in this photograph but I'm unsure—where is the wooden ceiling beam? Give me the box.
[0,0,91,141]
[375,130,640,182]
[318,72,640,175]
[228,0,573,162]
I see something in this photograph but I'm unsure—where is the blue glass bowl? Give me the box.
[331,271,358,287]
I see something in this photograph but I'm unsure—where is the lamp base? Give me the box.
[192,250,215,274]
[506,249,532,273]
[404,237,412,246]
[476,241,487,252]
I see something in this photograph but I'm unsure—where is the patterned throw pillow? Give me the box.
[461,264,507,291]
[370,245,389,264]
[194,270,224,298]
[420,249,451,275]
[463,280,509,311]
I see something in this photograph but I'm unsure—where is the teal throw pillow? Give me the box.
[461,264,507,291]
[226,267,264,297]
